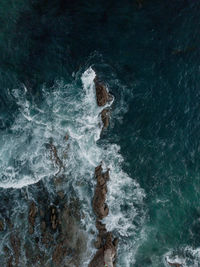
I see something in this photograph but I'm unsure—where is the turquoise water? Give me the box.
[0,1,200,266]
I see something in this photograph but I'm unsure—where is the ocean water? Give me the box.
[0,0,200,266]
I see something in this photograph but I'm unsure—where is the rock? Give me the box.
[90,165,118,267]
[101,108,110,129]
[52,243,68,266]
[94,235,102,249]
[88,247,104,267]
[93,165,110,219]
[136,0,143,8]
[57,190,65,199]
[104,232,118,257]
[50,206,59,231]
[65,133,69,141]
[49,142,63,174]
[94,77,109,106]
[167,261,182,267]
[10,234,20,267]
[4,246,13,267]
[28,201,37,234]
[41,232,54,248]
[0,220,4,231]
[41,221,46,232]
[89,233,118,267]
[96,220,107,235]
[6,257,13,267]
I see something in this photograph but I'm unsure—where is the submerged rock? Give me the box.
[50,206,59,231]
[10,234,21,267]
[28,201,37,234]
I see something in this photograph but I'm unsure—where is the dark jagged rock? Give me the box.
[0,219,4,231]
[90,164,118,267]
[94,76,113,131]
[28,201,37,234]
[94,77,109,106]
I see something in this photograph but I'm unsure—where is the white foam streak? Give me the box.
[164,247,200,267]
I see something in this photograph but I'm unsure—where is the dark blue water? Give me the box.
[1,1,200,266]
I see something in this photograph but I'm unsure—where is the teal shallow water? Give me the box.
[0,0,200,266]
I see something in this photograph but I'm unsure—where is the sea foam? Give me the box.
[0,67,146,266]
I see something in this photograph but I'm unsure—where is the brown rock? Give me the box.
[0,220,4,231]
[52,243,68,266]
[49,141,64,175]
[7,257,13,267]
[10,234,20,267]
[50,206,58,231]
[93,166,110,219]
[28,201,37,234]
[94,235,102,249]
[88,247,104,267]
[57,190,65,199]
[41,221,46,232]
[167,261,182,267]
[90,165,118,267]
[104,232,117,254]
[94,77,109,106]
[41,232,54,248]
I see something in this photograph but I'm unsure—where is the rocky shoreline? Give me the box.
[89,77,118,267]
[0,74,116,267]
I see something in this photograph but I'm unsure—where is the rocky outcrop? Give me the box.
[94,77,109,107]
[89,76,118,267]
[93,165,109,220]
[89,164,118,267]
[94,77,113,130]
[104,233,118,267]
[89,230,118,267]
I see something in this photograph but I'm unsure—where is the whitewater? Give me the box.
[0,67,146,266]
